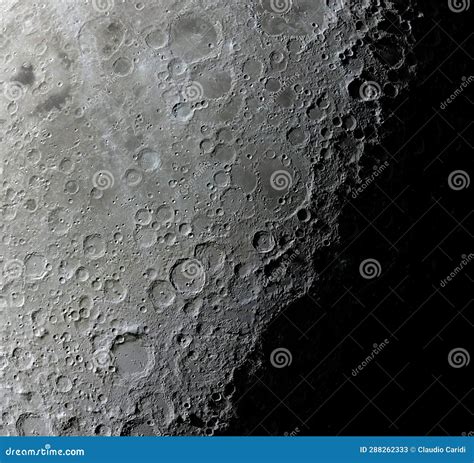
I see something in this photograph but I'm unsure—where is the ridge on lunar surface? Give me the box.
[0,0,416,435]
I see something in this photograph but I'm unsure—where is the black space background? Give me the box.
[223,1,473,436]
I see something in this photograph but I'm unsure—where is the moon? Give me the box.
[0,0,414,435]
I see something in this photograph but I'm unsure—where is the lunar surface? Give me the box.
[0,0,415,435]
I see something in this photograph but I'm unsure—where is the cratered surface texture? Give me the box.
[0,0,415,435]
